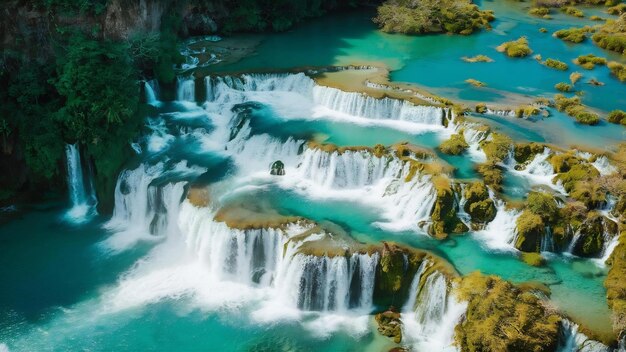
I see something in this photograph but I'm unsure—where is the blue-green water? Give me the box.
[2,3,625,351]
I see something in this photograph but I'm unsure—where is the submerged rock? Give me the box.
[270,160,285,176]
[375,308,403,344]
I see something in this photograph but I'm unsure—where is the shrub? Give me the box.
[608,3,626,15]
[592,14,626,55]
[574,54,607,69]
[440,133,469,155]
[529,7,550,16]
[555,82,573,92]
[608,61,626,81]
[475,103,488,113]
[553,27,594,43]
[562,6,584,17]
[462,55,494,63]
[497,37,532,57]
[607,110,626,125]
[544,58,569,70]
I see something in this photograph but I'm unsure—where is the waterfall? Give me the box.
[205,73,315,104]
[275,250,379,312]
[177,76,195,102]
[557,320,612,352]
[461,125,488,162]
[592,156,618,176]
[144,80,159,105]
[292,147,437,232]
[476,195,520,251]
[64,143,97,223]
[540,226,555,253]
[508,148,565,194]
[312,85,444,125]
[401,267,467,351]
[567,229,583,255]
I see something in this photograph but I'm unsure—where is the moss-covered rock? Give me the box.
[574,54,607,70]
[476,161,504,191]
[374,242,426,307]
[429,177,468,239]
[527,191,559,224]
[572,212,613,257]
[497,37,532,58]
[375,308,403,344]
[480,132,513,162]
[463,181,496,224]
[605,231,626,336]
[514,142,546,164]
[515,210,545,252]
[439,133,469,155]
[521,252,546,267]
[553,162,600,193]
[607,110,626,125]
[270,160,285,176]
[454,272,562,352]
[544,58,569,71]
[475,102,488,113]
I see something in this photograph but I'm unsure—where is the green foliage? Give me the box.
[477,161,504,191]
[592,14,626,55]
[529,7,551,16]
[39,0,108,15]
[455,272,561,352]
[480,132,513,162]
[373,0,494,35]
[497,37,532,57]
[544,58,569,70]
[527,191,559,223]
[553,94,600,125]
[607,110,626,125]
[574,53,607,69]
[515,210,545,252]
[555,82,573,92]
[554,26,594,43]
[562,6,585,17]
[463,181,496,224]
[608,3,626,15]
[439,132,469,155]
[608,61,626,81]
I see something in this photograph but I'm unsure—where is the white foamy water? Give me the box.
[64,143,97,223]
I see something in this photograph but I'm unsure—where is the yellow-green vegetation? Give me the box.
[540,27,549,33]
[553,94,600,125]
[477,162,504,191]
[463,181,497,225]
[590,15,604,21]
[529,7,551,16]
[562,6,585,18]
[515,105,541,118]
[497,37,533,58]
[554,162,600,193]
[375,309,402,343]
[439,133,469,155]
[514,142,547,164]
[429,176,468,239]
[373,0,495,35]
[555,82,574,92]
[592,14,626,55]
[521,252,545,267]
[544,58,569,70]
[606,231,626,338]
[608,61,626,81]
[475,103,488,113]
[570,71,583,84]
[480,132,513,162]
[515,193,555,252]
[571,212,616,256]
[608,110,626,125]
[574,53,607,69]
[608,3,626,15]
[465,78,487,87]
[534,54,543,61]
[454,272,562,352]
[554,26,594,43]
[462,55,494,63]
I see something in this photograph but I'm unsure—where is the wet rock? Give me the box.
[375,307,403,344]
[270,160,285,176]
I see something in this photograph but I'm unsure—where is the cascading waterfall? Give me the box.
[540,226,555,253]
[461,125,488,162]
[64,143,97,222]
[401,264,467,351]
[177,76,196,102]
[592,156,618,176]
[275,248,379,312]
[144,80,159,105]
[476,194,520,251]
[509,148,564,194]
[292,147,437,232]
[557,320,612,352]
[312,85,444,125]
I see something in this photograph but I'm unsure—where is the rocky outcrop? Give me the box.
[463,181,496,226]
[375,308,403,343]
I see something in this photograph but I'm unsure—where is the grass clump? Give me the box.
[475,103,488,113]
[454,272,562,352]
[497,37,533,57]
[554,94,600,125]
[465,78,487,87]
[574,54,607,69]
[555,82,574,92]
[440,133,469,155]
[608,61,626,81]
[608,3,626,15]
[462,55,494,63]
[544,58,569,70]
[592,14,626,55]
[540,27,548,33]
[562,6,585,17]
[553,26,594,43]
[608,110,626,125]
[529,7,551,16]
